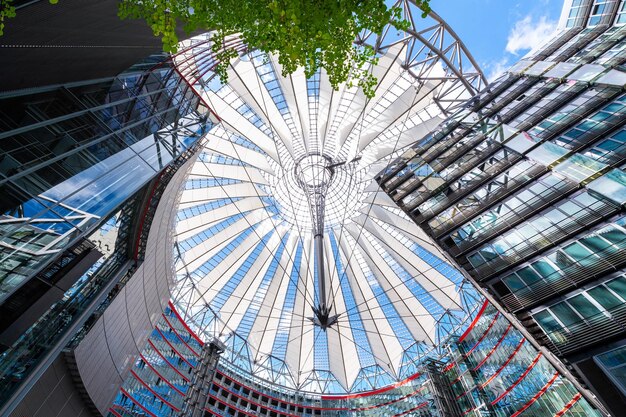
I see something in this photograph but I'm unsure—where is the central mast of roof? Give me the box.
[295,154,339,330]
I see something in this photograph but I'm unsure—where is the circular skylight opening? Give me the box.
[295,154,334,190]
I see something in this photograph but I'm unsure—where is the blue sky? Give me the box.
[433,0,565,80]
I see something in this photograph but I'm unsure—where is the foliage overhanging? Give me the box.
[0,0,431,98]
[118,0,431,97]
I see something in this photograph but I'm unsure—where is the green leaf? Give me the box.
[115,0,431,97]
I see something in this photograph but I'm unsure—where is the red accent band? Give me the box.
[213,384,303,416]
[154,326,195,368]
[139,353,185,396]
[130,369,181,412]
[459,300,490,342]
[443,362,456,372]
[120,387,158,417]
[168,301,205,345]
[465,312,500,357]
[510,372,559,417]
[206,393,260,417]
[108,408,123,417]
[554,393,582,417]
[215,370,321,410]
[148,339,191,382]
[481,338,525,388]
[321,371,422,400]
[133,171,164,261]
[161,313,200,356]
[473,324,512,371]
[491,352,543,405]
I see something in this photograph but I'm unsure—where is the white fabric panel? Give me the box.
[366,203,449,266]
[339,43,407,153]
[289,70,311,150]
[175,197,267,241]
[217,232,284,332]
[179,183,267,207]
[229,58,297,158]
[285,237,316,383]
[202,89,280,162]
[323,236,360,390]
[355,214,462,309]
[345,223,436,344]
[181,210,272,272]
[337,235,403,377]
[190,227,271,306]
[316,68,339,153]
[247,234,299,361]
[269,54,306,145]
[204,136,275,174]
[181,163,269,192]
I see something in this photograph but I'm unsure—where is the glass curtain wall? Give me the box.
[0,55,213,407]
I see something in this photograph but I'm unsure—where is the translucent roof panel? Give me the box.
[171,3,487,394]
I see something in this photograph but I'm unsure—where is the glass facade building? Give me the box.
[379,1,626,415]
[107,302,603,417]
[0,54,216,414]
[0,0,623,417]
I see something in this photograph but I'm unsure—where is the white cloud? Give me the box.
[486,58,511,82]
[506,15,557,56]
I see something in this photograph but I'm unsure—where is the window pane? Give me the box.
[517,266,542,285]
[551,303,582,326]
[533,260,559,280]
[600,228,626,248]
[606,277,626,299]
[547,251,576,271]
[568,294,602,319]
[504,274,527,291]
[534,310,561,332]
[563,242,597,267]
[588,286,622,310]
[580,235,614,254]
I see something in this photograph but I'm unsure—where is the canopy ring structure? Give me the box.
[169,0,487,395]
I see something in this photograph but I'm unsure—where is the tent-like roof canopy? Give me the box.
[171,1,486,394]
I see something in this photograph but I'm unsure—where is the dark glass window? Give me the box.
[588,286,622,310]
[568,294,602,319]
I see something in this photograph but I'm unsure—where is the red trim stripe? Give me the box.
[465,312,500,357]
[108,408,123,417]
[161,313,200,356]
[473,324,512,371]
[130,369,181,412]
[350,386,426,412]
[168,301,204,345]
[139,353,185,396]
[510,372,560,417]
[481,338,525,388]
[213,385,304,416]
[215,370,320,410]
[491,352,543,405]
[214,369,427,412]
[154,326,195,368]
[148,339,191,382]
[133,171,164,261]
[120,387,158,417]
[321,371,423,400]
[206,393,262,417]
[443,362,456,372]
[459,300,489,342]
[554,393,582,417]
[393,401,428,416]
